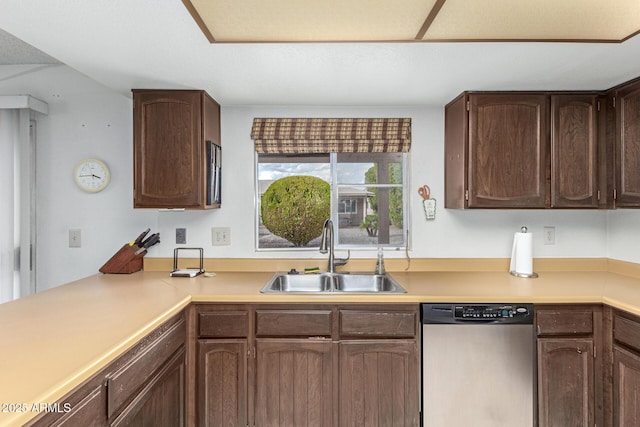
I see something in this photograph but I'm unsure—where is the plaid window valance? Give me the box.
[251,118,411,154]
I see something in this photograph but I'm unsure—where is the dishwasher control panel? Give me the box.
[454,305,529,319]
[421,303,534,324]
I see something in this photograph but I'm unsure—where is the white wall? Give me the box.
[0,66,627,292]
[0,65,156,291]
[607,210,640,264]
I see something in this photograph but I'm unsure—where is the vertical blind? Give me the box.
[251,118,411,154]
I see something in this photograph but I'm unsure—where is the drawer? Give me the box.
[199,311,249,338]
[256,310,332,337]
[614,314,640,353]
[340,310,416,338]
[536,309,593,335]
[106,318,185,418]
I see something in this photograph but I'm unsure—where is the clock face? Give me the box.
[74,159,110,192]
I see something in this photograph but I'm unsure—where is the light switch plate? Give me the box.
[69,229,81,248]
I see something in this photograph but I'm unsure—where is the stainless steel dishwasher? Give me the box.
[421,303,535,427]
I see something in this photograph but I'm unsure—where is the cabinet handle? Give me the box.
[577,349,582,354]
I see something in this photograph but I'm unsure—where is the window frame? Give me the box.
[338,199,357,214]
[255,152,410,252]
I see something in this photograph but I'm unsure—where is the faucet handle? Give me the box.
[334,250,351,267]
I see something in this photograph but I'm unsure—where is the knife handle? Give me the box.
[133,228,151,246]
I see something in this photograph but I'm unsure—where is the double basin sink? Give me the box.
[260,272,407,294]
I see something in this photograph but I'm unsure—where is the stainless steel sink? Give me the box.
[262,273,332,292]
[332,273,406,293]
[260,272,407,294]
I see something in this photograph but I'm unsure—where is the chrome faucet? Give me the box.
[319,219,349,273]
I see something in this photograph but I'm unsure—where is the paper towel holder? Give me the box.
[509,226,539,278]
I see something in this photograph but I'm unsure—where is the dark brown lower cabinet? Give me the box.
[110,348,186,427]
[24,300,640,427]
[194,303,420,427]
[612,309,640,426]
[255,339,333,427]
[26,313,186,427]
[339,340,419,427]
[613,346,640,425]
[197,340,248,427]
[57,387,105,427]
[27,382,107,427]
[537,338,595,427]
[535,304,601,427]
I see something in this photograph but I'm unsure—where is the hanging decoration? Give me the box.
[419,185,436,220]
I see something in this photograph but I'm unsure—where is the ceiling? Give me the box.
[1,0,640,106]
[184,0,640,43]
[0,29,60,65]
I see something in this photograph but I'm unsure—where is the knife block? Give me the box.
[99,244,145,274]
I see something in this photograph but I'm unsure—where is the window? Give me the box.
[338,199,357,214]
[256,152,407,250]
[252,117,411,251]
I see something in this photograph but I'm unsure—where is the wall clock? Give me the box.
[73,158,110,193]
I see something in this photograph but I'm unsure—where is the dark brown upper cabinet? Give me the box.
[133,89,221,209]
[446,93,549,208]
[445,92,604,209]
[613,78,640,207]
[551,95,601,208]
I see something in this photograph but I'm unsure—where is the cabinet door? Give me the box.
[198,340,248,427]
[110,348,186,427]
[551,95,599,208]
[468,94,549,208]
[106,318,185,419]
[613,346,640,426]
[615,80,640,206]
[339,340,419,427]
[28,385,106,427]
[538,338,595,427]
[255,339,333,427]
[133,90,203,208]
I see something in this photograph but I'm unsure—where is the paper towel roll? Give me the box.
[510,230,537,277]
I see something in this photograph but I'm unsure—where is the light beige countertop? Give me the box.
[2,262,640,426]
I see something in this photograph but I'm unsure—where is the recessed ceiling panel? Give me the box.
[423,0,640,41]
[187,0,436,42]
[184,0,640,42]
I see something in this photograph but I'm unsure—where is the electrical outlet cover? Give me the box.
[543,226,555,245]
[212,227,231,246]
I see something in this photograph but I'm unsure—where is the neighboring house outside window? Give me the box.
[338,194,368,227]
